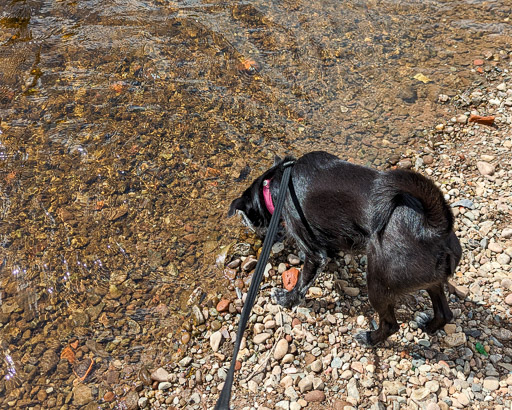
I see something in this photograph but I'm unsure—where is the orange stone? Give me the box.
[468,114,495,126]
[103,391,115,402]
[216,298,230,312]
[110,81,127,93]
[473,59,484,66]
[238,58,258,72]
[235,360,242,371]
[282,268,299,291]
[181,332,191,344]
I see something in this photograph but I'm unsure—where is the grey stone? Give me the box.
[331,357,342,369]
[347,378,360,401]
[285,386,298,400]
[451,199,475,209]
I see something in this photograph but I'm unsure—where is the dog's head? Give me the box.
[228,182,267,235]
[228,156,284,236]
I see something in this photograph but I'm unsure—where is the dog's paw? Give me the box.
[415,312,435,333]
[271,288,297,309]
[355,331,373,347]
[415,312,431,325]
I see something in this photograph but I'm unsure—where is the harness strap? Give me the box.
[215,161,294,409]
[287,175,318,241]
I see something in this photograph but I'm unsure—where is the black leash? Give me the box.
[215,161,294,410]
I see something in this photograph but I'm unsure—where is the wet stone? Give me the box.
[211,320,222,331]
[40,349,59,374]
[105,369,120,385]
[72,384,93,406]
[181,332,191,344]
[37,389,48,402]
[241,257,257,271]
[192,305,205,326]
[124,391,139,410]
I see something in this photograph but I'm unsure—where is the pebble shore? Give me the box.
[133,56,512,409]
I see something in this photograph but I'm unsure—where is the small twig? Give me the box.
[244,305,284,382]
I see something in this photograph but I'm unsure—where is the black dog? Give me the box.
[228,151,462,345]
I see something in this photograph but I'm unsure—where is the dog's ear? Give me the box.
[228,197,246,217]
[273,155,282,166]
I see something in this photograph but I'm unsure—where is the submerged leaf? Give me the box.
[413,73,432,83]
[216,241,235,268]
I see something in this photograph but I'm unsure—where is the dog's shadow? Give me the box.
[295,255,511,379]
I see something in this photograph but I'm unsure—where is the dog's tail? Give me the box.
[370,169,454,240]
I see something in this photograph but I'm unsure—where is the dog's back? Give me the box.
[288,152,379,254]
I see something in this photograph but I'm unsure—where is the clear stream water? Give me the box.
[0,0,511,401]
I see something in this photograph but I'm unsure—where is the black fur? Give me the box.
[228,151,462,345]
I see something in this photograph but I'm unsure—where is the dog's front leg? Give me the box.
[273,255,326,308]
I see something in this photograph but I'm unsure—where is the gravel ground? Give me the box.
[138,55,512,410]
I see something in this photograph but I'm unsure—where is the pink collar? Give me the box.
[262,179,274,214]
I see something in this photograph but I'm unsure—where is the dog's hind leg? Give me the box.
[417,284,453,334]
[356,262,400,346]
[356,279,400,346]
[272,254,327,309]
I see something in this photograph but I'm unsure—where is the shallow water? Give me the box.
[0,0,511,401]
